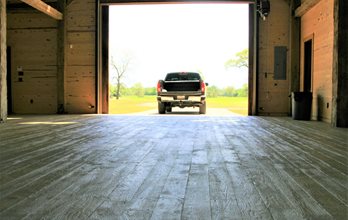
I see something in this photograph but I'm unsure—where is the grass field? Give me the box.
[207,96,248,115]
[109,96,157,114]
[109,96,248,115]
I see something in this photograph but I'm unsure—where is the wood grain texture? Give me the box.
[295,0,321,17]
[301,0,334,122]
[257,0,291,116]
[7,8,58,114]
[0,0,7,122]
[0,114,347,219]
[20,0,63,20]
[65,0,96,114]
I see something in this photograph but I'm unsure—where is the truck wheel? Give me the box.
[158,103,166,114]
[166,106,172,112]
[199,103,206,114]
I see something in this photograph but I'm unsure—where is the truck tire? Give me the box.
[199,103,206,114]
[158,103,165,114]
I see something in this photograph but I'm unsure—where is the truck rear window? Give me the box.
[165,72,201,81]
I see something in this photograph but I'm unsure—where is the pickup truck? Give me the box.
[156,72,208,114]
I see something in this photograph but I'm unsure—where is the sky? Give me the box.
[109,3,249,88]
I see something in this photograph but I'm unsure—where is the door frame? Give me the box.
[96,0,257,115]
[6,47,12,114]
[302,34,314,92]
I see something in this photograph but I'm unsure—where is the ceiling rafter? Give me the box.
[20,0,63,20]
[66,0,75,6]
[295,0,320,17]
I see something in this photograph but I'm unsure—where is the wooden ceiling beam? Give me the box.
[100,0,255,4]
[20,0,63,20]
[67,0,75,6]
[295,0,321,17]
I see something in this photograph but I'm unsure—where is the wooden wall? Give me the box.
[3,0,344,125]
[301,0,334,122]
[65,0,96,113]
[7,9,58,114]
[257,0,291,116]
[6,0,97,114]
[332,0,348,127]
[0,0,6,122]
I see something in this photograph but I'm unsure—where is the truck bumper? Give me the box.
[157,96,206,107]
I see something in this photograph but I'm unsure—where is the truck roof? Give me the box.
[165,72,201,81]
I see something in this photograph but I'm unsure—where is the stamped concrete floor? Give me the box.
[0,114,347,219]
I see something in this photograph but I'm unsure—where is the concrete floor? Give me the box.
[0,114,347,219]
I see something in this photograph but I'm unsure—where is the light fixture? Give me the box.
[257,0,270,21]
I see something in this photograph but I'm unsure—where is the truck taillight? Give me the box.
[201,81,206,94]
[157,81,162,93]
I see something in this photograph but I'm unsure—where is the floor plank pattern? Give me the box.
[0,114,347,219]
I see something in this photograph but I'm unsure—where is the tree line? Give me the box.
[207,84,248,97]
[110,83,154,98]
[110,83,248,98]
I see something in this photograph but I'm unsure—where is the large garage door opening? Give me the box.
[107,3,249,115]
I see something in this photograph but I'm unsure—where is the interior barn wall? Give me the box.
[65,0,96,113]
[7,9,58,114]
[257,0,291,116]
[335,0,348,127]
[6,0,97,114]
[0,0,6,122]
[301,0,334,122]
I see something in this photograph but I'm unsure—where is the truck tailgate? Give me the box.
[158,91,203,96]
[163,80,201,92]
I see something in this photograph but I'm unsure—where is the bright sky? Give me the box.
[109,3,249,88]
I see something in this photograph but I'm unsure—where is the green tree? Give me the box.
[225,48,248,69]
[207,85,220,98]
[225,49,248,97]
[110,84,130,98]
[110,84,117,98]
[131,83,145,97]
[224,86,237,97]
[144,87,156,96]
[236,84,248,97]
[119,84,129,97]
[110,55,131,99]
